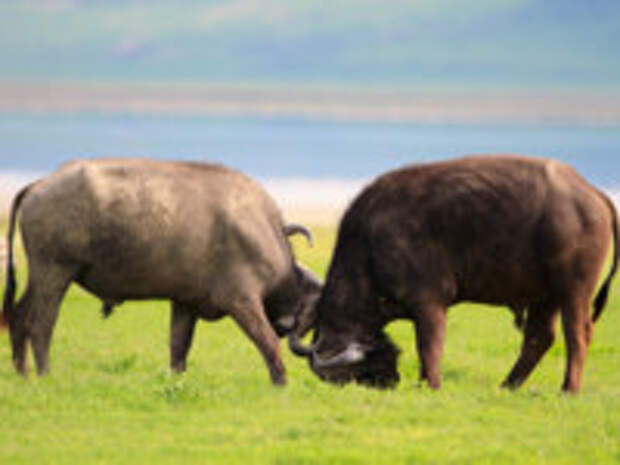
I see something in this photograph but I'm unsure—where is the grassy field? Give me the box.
[0,225,618,465]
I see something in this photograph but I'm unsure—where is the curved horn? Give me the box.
[284,223,313,247]
[288,332,315,357]
[312,342,366,370]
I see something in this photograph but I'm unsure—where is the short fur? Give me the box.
[2,158,321,384]
[307,155,618,393]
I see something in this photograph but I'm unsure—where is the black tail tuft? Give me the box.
[101,302,116,319]
[593,285,611,323]
[1,268,16,328]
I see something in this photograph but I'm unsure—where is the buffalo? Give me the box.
[2,158,321,385]
[290,155,618,393]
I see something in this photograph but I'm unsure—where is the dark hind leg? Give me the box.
[414,304,447,389]
[502,304,558,390]
[11,262,74,376]
[170,302,198,373]
[560,297,591,393]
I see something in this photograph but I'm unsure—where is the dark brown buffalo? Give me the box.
[290,155,618,393]
[2,159,321,385]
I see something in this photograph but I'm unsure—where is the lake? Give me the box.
[1,112,619,216]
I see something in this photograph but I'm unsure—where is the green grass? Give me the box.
[0,225,618,465]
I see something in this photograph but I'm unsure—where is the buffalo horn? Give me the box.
[284,224,314,247]
[288,332,314,357]
[312,342,366,370]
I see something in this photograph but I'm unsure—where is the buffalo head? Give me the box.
[268,224,322,337]
[288,312,401,389]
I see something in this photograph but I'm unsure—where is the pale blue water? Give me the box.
[0,112,619,187]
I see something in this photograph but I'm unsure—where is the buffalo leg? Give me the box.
[414,306,447,389]
[170,302,198,373]
[230,297,286,385]
[560,299,590,393]
[502,305,558,389]
[16,263,73,376]
[9,288,33,375]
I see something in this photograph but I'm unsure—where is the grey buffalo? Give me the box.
[290,155,618,393]
[2,159,321,385]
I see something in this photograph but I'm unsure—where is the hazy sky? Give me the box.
[1,0,619,89]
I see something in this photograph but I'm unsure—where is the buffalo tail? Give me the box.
[592,190,619,323]
[1,183,34,328]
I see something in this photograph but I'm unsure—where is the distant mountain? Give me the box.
[1,0,619,90]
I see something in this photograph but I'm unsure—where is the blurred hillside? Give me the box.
[1,0,619,90]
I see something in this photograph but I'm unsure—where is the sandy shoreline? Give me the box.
[262,178,365,225]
